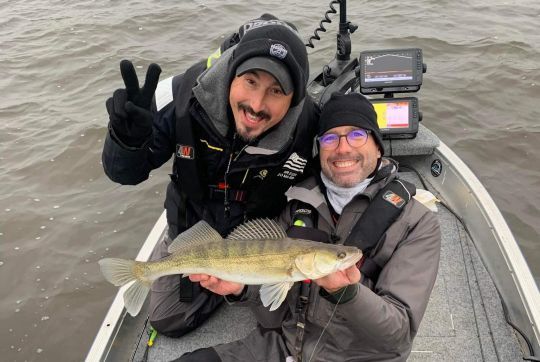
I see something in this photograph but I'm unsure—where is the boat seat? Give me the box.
[382,124,440,157]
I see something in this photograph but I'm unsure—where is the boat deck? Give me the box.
[108,172,525,361]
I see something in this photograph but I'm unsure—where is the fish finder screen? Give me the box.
[373,101,410,129]
[363,50,414,83]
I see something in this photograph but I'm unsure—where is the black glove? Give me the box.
[106,60,162,147]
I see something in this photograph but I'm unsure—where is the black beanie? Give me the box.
[229,14,309,106]
[318,92,385,155]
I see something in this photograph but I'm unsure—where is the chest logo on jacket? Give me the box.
[254,169,268,180]
[176,144,195,160]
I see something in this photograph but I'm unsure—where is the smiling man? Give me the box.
[102,14,318,337]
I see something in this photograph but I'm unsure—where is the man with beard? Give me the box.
[102,14,318,337]
[184,92,441,361]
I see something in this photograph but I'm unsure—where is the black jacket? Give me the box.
[102,49,319,238]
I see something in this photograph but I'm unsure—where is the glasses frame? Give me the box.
[317,129,372,150]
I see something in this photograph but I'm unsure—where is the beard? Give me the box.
[321,154,378,188]
[321,168,365,188]
[234,103,271,142]
[236,126,257,142]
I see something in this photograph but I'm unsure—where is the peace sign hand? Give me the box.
[106,60,162,147]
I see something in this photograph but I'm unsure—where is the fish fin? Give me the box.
[294,253,333,279]
[98,258,137,286]
[226,218,287,240]
[123,280,150,316]
[168,220,222,254]
[260,282,294,311]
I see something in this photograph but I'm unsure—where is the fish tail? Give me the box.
[98,258,138,286]
[98,258,150,316]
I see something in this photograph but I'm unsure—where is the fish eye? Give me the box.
[337,252,346,259]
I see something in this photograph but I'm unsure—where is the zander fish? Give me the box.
[99,218,362,316]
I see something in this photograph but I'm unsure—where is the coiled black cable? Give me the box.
[306,0,340,48]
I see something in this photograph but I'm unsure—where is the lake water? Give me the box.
[1,0,538,360]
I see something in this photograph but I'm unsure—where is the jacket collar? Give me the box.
[285,158,399,224]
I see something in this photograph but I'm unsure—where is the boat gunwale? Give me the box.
[85,211,168,362]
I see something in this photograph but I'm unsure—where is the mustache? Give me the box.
[238,103,270,121]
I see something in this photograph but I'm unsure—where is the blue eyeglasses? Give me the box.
[318,129,371,150]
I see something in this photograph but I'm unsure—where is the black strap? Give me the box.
[287,205,320,361]
[173,60,208,202]
[345,179,416,282]
[287,226,328,243]
[293,281,311,362]
[358,258,382,283]
[172,61,208,303]
[179,275,194,303]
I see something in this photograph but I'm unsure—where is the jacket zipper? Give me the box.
[223,133,249,218]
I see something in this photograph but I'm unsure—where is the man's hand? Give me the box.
[105,60,161,147]
[189,274,245,296]
[314,265,361,294]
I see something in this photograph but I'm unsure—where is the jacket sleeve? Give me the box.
[102,101,177,185]
[324,204,441,351]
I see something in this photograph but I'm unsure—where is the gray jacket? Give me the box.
[224,160,441,362]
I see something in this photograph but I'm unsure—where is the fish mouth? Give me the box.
[340,250,363,269]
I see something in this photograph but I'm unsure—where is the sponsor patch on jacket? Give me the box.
[254,169,268,180]
[382,191,405,208]
[176,144,195,159]
[277,153,307,180]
